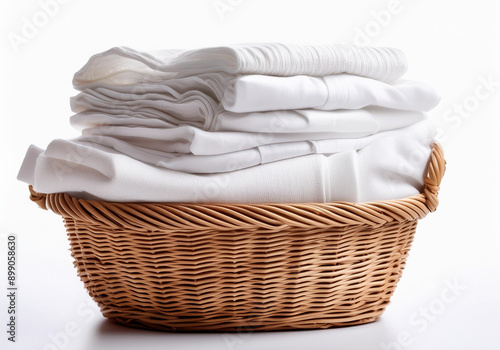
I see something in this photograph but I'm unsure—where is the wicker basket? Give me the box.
[29,143,445,332]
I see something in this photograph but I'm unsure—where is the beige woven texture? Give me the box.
[30,143,445,332]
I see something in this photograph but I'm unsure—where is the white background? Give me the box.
[1,0,499,349]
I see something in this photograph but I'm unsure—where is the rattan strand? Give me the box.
[29,143,445,331]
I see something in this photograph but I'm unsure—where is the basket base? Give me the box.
[108,313,382,332]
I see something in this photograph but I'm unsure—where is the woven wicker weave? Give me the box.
[29,143,445,332]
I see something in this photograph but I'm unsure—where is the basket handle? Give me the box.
[29,185,48,210]
[423,143,446,212]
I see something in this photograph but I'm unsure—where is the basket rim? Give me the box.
[28,143,445,230]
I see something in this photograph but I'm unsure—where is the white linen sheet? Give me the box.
[17,120,436,203]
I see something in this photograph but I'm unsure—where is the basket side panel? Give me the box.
[64,216,417,332]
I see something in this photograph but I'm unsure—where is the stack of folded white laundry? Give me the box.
[18,43,440,204]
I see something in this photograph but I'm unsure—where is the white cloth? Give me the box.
[79,124,371,155]
[222,74,440,113]
[70,73,230,130]
[71,108,425,135]
[71,73,438,131]
[70,109,427,173]
[17,120,436,203]
[17,43,439,204]
[213,108,426,133]
[73,44,407,88]
[75,116,424,173]
[78,108,426,156]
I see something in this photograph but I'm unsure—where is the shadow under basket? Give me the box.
[29,143,445,332]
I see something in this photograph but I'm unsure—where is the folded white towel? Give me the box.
[79,108,426,156]
[214,108,426,133]
[71,73,438,132]
[72,108,425,135]
[70,108,427,173]
[70,86,220,130]
[80,124,371,155]
[75,114,426,173]
[222,74,440,113]
[17,119,436,203]
[73,44,407,88]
